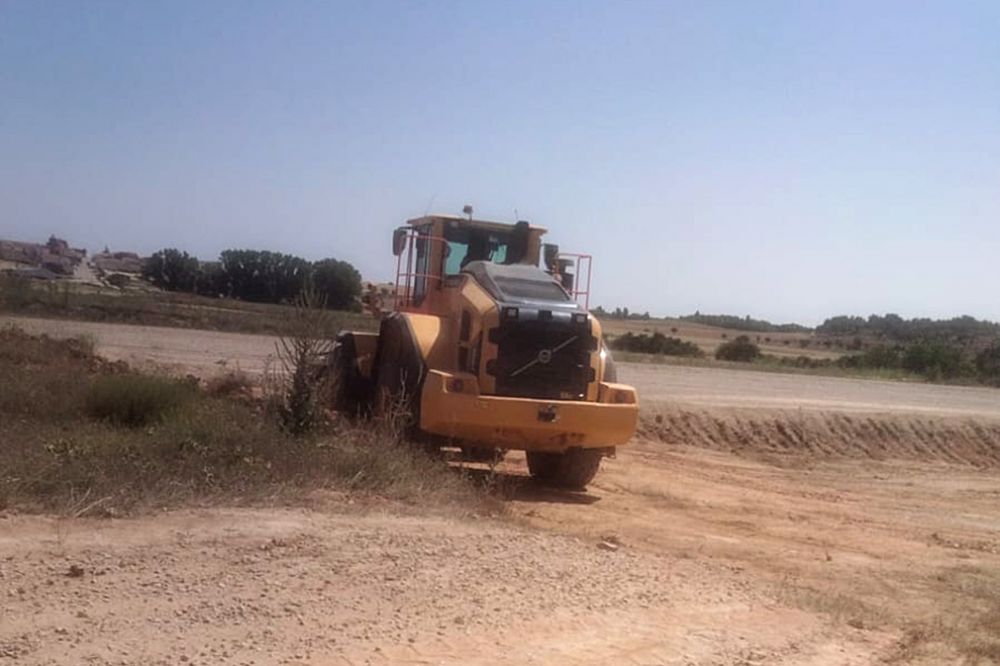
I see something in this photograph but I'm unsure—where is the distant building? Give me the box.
[0,236,87,275]
[92,250,145,274]
[0,240,44,265]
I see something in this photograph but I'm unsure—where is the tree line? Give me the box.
[817,313,1000,343]
[836,339,1000,384]
[142,248,362,310]
[592,306,652,320]
[680,312,811,334]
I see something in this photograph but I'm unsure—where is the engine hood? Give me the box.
[461,261,582,310]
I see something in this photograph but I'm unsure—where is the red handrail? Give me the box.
[558,252,593,310]
[393,228,448,311]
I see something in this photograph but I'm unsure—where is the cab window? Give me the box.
[442,224,511,276]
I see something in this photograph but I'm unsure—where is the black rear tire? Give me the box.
[372,316,424,433]
[329,339,369,417]
[526,449,603,490]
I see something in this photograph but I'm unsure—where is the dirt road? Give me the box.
[5,315,1000,418]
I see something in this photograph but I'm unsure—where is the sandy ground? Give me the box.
[9,439,1000,664]
[4,316,1000,664]
[4,314,1000,419]
[0,497,892,666]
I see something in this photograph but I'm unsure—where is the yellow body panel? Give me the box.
[399,312,451,370]
[419,370,638,451]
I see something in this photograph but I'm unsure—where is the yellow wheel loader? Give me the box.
[329,213,639,489]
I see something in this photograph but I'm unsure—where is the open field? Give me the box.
[0,280,374,337]
[4,315,999,419]
[600,316,841,360]
[1,278,831,361]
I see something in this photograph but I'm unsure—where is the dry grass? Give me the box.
[775,583,884,631]
[85,373,196,427]
[0,325,490,516]
[0,274,374,337]
[204,368,254,397]
[874,564,1000,664]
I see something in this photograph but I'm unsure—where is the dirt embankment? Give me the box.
[640,406,1000,467]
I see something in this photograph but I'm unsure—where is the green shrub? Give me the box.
[975,340,1000,386]
[0,274,34,311]
[838,344,903,371]
[608,332,703,357]
[902,342,967,379]
[715,335,761,362]
[85,374,194,427]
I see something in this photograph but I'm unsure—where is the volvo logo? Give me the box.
[510,335,578,378]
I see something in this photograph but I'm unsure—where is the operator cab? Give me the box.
[392,214,589,312]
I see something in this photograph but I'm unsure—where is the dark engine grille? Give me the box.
[487,312,597,400]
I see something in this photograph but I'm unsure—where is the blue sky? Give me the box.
[2,1,998,324]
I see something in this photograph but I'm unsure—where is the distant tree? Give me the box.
[220,249,310,303]
[311,258,362,311]
[715,335,761,363]
[142,248,200,292]
[817,313,1000,343]
[195,262,227,297]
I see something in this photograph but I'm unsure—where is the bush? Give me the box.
[205,369,254,397]
[902,342,966,379]
[608,332,703,357]
[0,273,34,310]
[271,289,334,435]
[976,340,1000,386]
[779,355,833,370]
[715,335,761,362]
[85,374,194,427]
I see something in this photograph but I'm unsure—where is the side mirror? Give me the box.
[392,227,408,256]
[543,243,560,270]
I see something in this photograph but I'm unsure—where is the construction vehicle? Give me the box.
[329,212,639,489]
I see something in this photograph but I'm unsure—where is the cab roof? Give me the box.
[405,214,548,235]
